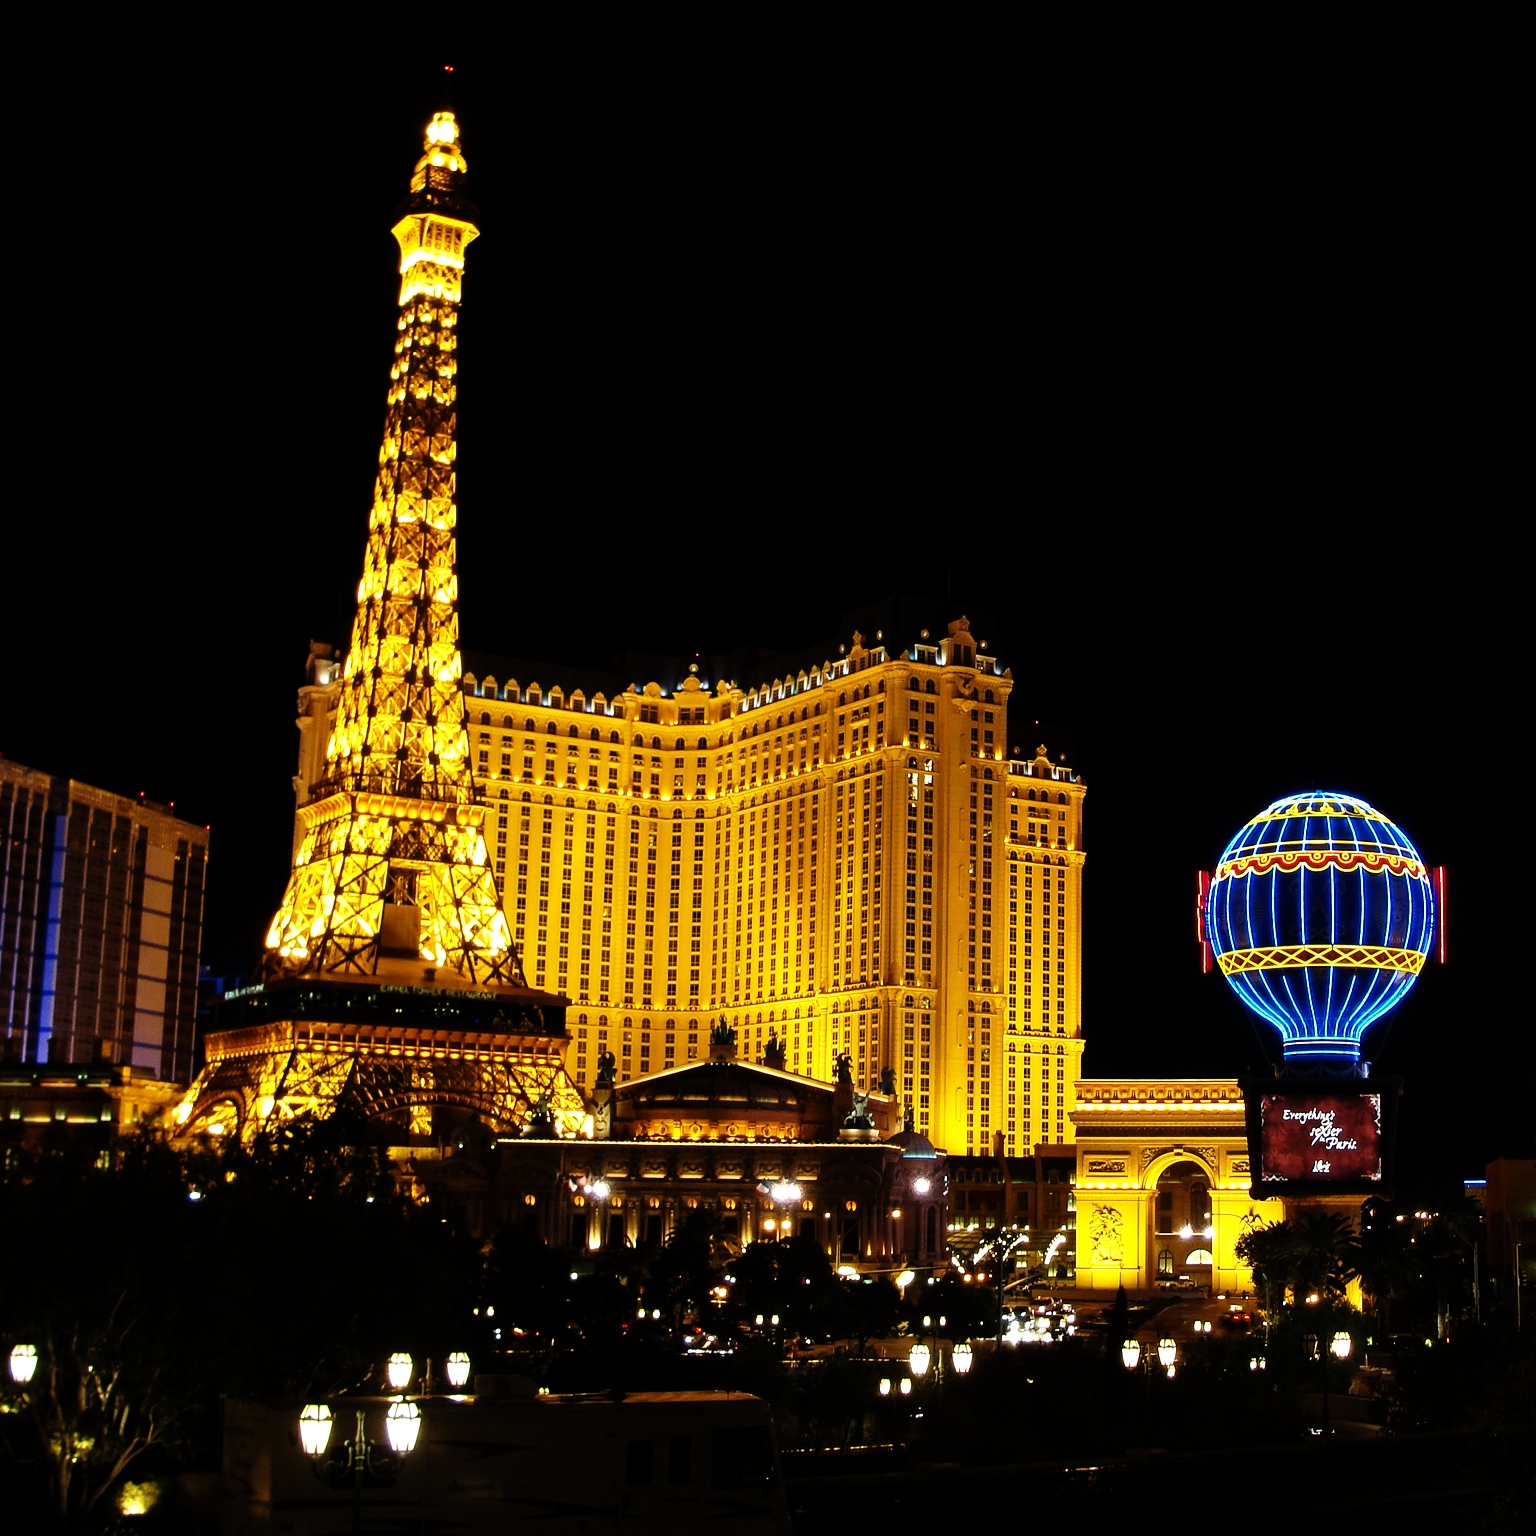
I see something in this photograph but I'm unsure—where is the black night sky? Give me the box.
[6,48,1525,1186]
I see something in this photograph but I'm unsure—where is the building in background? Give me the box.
[0,759,207,1084]
[1070,1078,1281,1292]
[298,615,1087,1158]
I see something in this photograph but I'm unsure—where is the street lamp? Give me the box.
[299,1403,333,1457]
[299,1401,420,1529]
[1330,1330,1353,1361]
[1121,1338,1141,1371]
[952,1342,974,1375]
[8,1344,38,1385]
[386,1353,414,1391]
[1157,1337,1177,1376]
[385,1401,422,1454]
[444,1352,471,1390]
[909,1342,931,1378]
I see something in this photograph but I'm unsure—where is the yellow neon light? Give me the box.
[1215,944,1426,978]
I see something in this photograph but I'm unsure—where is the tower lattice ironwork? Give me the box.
[263,110,517,986]
[174,113,587,1143]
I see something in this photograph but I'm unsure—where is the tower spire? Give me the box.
[264,112,515,986]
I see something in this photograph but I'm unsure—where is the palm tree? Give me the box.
[1292,1211,1359,1303]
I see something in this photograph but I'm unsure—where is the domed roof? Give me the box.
[887,1129,938,1158]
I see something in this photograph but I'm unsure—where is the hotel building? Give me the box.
[0,759,207,1083]
[295,615,1086,1157]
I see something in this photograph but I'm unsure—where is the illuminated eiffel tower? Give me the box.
[177,112,587,1142]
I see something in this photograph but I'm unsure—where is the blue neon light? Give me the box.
[1206,791,1434,1064]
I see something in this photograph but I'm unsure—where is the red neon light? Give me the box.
[1435,866,1447,964]
[1196,870,1212,975]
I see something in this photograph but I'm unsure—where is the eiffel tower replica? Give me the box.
[177,110,586,1143]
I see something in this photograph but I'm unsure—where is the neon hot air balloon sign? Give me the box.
[1199,792,1441,1071]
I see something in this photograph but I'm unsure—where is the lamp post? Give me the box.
[299,1400,422,1534]
[1120,1338,1142,1372]
[1315,1328,1352,1436]
[1157,1337,1177,1378]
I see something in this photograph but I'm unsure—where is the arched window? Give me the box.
[524,719,535,732]
[1058,792,1068,804]
[480,711,490,725]
[568,725,579,737]
[547,723,557,735]
[609,731,621,743]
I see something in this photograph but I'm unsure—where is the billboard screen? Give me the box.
[1258,1093,1383,1184]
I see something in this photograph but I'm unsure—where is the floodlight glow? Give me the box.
[1206,792,1434,1065]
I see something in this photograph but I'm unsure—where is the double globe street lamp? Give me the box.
[298,1351,466,1531]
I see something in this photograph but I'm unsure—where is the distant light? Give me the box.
[899,1379,912,1395]
[914,1177,932,1195]
[879,1378,891,1396]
